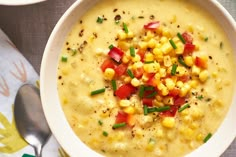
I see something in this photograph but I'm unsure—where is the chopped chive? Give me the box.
[130,46,135,57]
[146,91,158,98]
[61,55,68,62]
[139,85,145,98]
[123,23,129,34]
[204,37,208,42]
[98,120,103,126]
[127,69,134,78]
[169,39,177,49]
[96,16,104,24]
[178,56,189,68]
[144,86,154,91]
[203,133,212,143]
[71,49,78,56]
[178,103,190,112]
[102,131,108,137]
[109,44,114,49]
[144,61,154,64]
[91,88,105,95]
[143,105,148,115]
[220,42,223,49]
[197,95,204,100]
[111,80,117,91]
[155,106,171,112]
[112,122,126,129]
[171,64,178,75]
[177,32,186,44]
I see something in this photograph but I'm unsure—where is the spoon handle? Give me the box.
[34,146,42,157]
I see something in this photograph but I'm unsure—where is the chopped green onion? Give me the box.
[102,131,108,137]
[130,46,135,57]
[144,61,154,64]
[178,56,189,68]
[154,106,171,112]
[123,23,129,34]
[204,37,208,42]
[144,86,154,91]
[197,95,204,100]
[98,120,103,126]
[71,49,77,56]
[143,105,148,115]
[203,133,212,143]
[112,122,126,129]
[177,32,186,44]
[109,44,114,49]
[139,85,145,98]
[96,16,104,24]
[171,64,178,75]
[127,69,134,78]
[111,80,117,91]
[91,88,105,96]
[146,91,158,98]
[178,103,190,112]
[61,56,68,62]
[169,39,177,49]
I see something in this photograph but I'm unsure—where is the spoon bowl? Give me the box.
[14,84,51,157]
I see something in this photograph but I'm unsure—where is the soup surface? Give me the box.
[57,0,235,156]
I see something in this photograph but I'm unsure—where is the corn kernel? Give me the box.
[189,80,198,88]
[143,62,160,73]
[176,81,184,88]
[199,70,209,82]
[131,54,141,62]
[123,106,135,114]
[119,99,131,107]
[187,23,194,33]
[124,76,131,83]
[162,117,175,128]
[191,107,203,119]
[212,71,218,78]
[156,25,163,35]
[196,133,203,141]
[157,82,166,90]
[161,42,173,54]
[132,61,143,70]
[175,42,184,55]
[148,38,156,48]
[193,41,200,51]
[127,31,134,38]
[153,48,163,60]
[131,78,140,87]
[159,68,167,78]
[122,55,130,64]
[165,78,175,90]
[161,87,169,96]
[104,68,115,80]
[160,36,168,44]
[179,84,191,97]
[163,55,172,67]
[156,129,164,138]
[192,65,201,75]
[138,41,148,49]
[184,56,194,67]
[176,66,188,76]
[162,27,171,38]
[118,41,130,51]
[145,53,154,62]
[117,30,127,40]
[163,96,174,105]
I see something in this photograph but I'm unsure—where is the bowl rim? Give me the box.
[0,0,46,6]
[40,0,236,157]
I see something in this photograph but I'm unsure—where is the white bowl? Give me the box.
[40,0,236,156]
[0,0,46,6]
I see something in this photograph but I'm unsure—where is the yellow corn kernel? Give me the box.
[189,80,198,88]
[158,82,166,90]
[163,96,174,105]
[159,68,167,78]
[182,128,194,140]
[160,36,168,44]
[191,107,203,120]
[104,68,115,80]
[127,31,134,38]
[131,54,141,62]
[62,97,68,105]
[184,56,194,67]
[153,48,163,60]
[162,27,171,38]
[165,78,175,90]
[131,78,140,87]
[117,30,127,40]
[161,42,173,54]
[132,61,143,70]
[199,70,209,82]
[187,23,194,33]
[156,129,164,138]
[119,99,131,107]
[212,71,218,78]
[118,41,130,51]
[176,81,184,88]
[192,65,201,75]
[163,55,172,67]
[196,133,203,141]
[179,84,191,97]
[138,41,148,49]
[146,141,155,152]
[162,117,175,128]
[122,55,130,64]
[141,74,149,82]
[172,36,179,43]
[179,109,189,116]
[161,87,169,96]
[175,42,184,55]
[143,62,160,73]
[123,106,135,114]
[193,41,200,51]
[61,66,69,75]
[171,57,177,64]
[176,66,187,76]
[147,38,157,48]
[124,76,131,83]
[145,53,154,62]
[155,43,162,48]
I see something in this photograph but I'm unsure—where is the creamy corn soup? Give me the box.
[57,0,235,156]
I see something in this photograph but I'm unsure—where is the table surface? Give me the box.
[0,0,235,156]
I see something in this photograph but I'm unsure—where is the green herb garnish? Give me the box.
[143,105,148,115]
[144,61,154,64]
[139,85,145,98]
[171,64,178,75]
[111,80,117,91]
[146,91,158,98]
[102,131,108,137]
[61,55,68,62]
[127,69,134,78]
[123,23,129,33]
[197,95,204,100]
[178,56,189,68]
[204,37,208,42]
[130,46,135,57]
[203,133,212,143]
[177,32,186,44]
[112,122,126,129]
[109,44,114,49]
[98,120,103,126]
[178,103,190,112]
[91,88,105,96]
[97,16,104,24]
[169,39,177,49]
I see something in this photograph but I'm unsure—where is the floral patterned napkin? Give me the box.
[0,29,62,157]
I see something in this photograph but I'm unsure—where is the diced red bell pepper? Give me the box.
[160,105,178,117]
[108,47,124,62]
[178,75,190,83]
[174,97,186,106]
[142,98,153,107]
[182,32,193,43]
[115,111,134,126]
[183,43,195,55]
[195,56,207,69]
[115,64,127,76]
[100,58,116,72]
[144,21,160,31]
[146,73,157,86]
[137,50,145,62]
[168,88,180,97]
[115,84,137,99]
[133,67,144,79]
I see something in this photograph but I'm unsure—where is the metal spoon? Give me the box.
[14,84,51,157]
